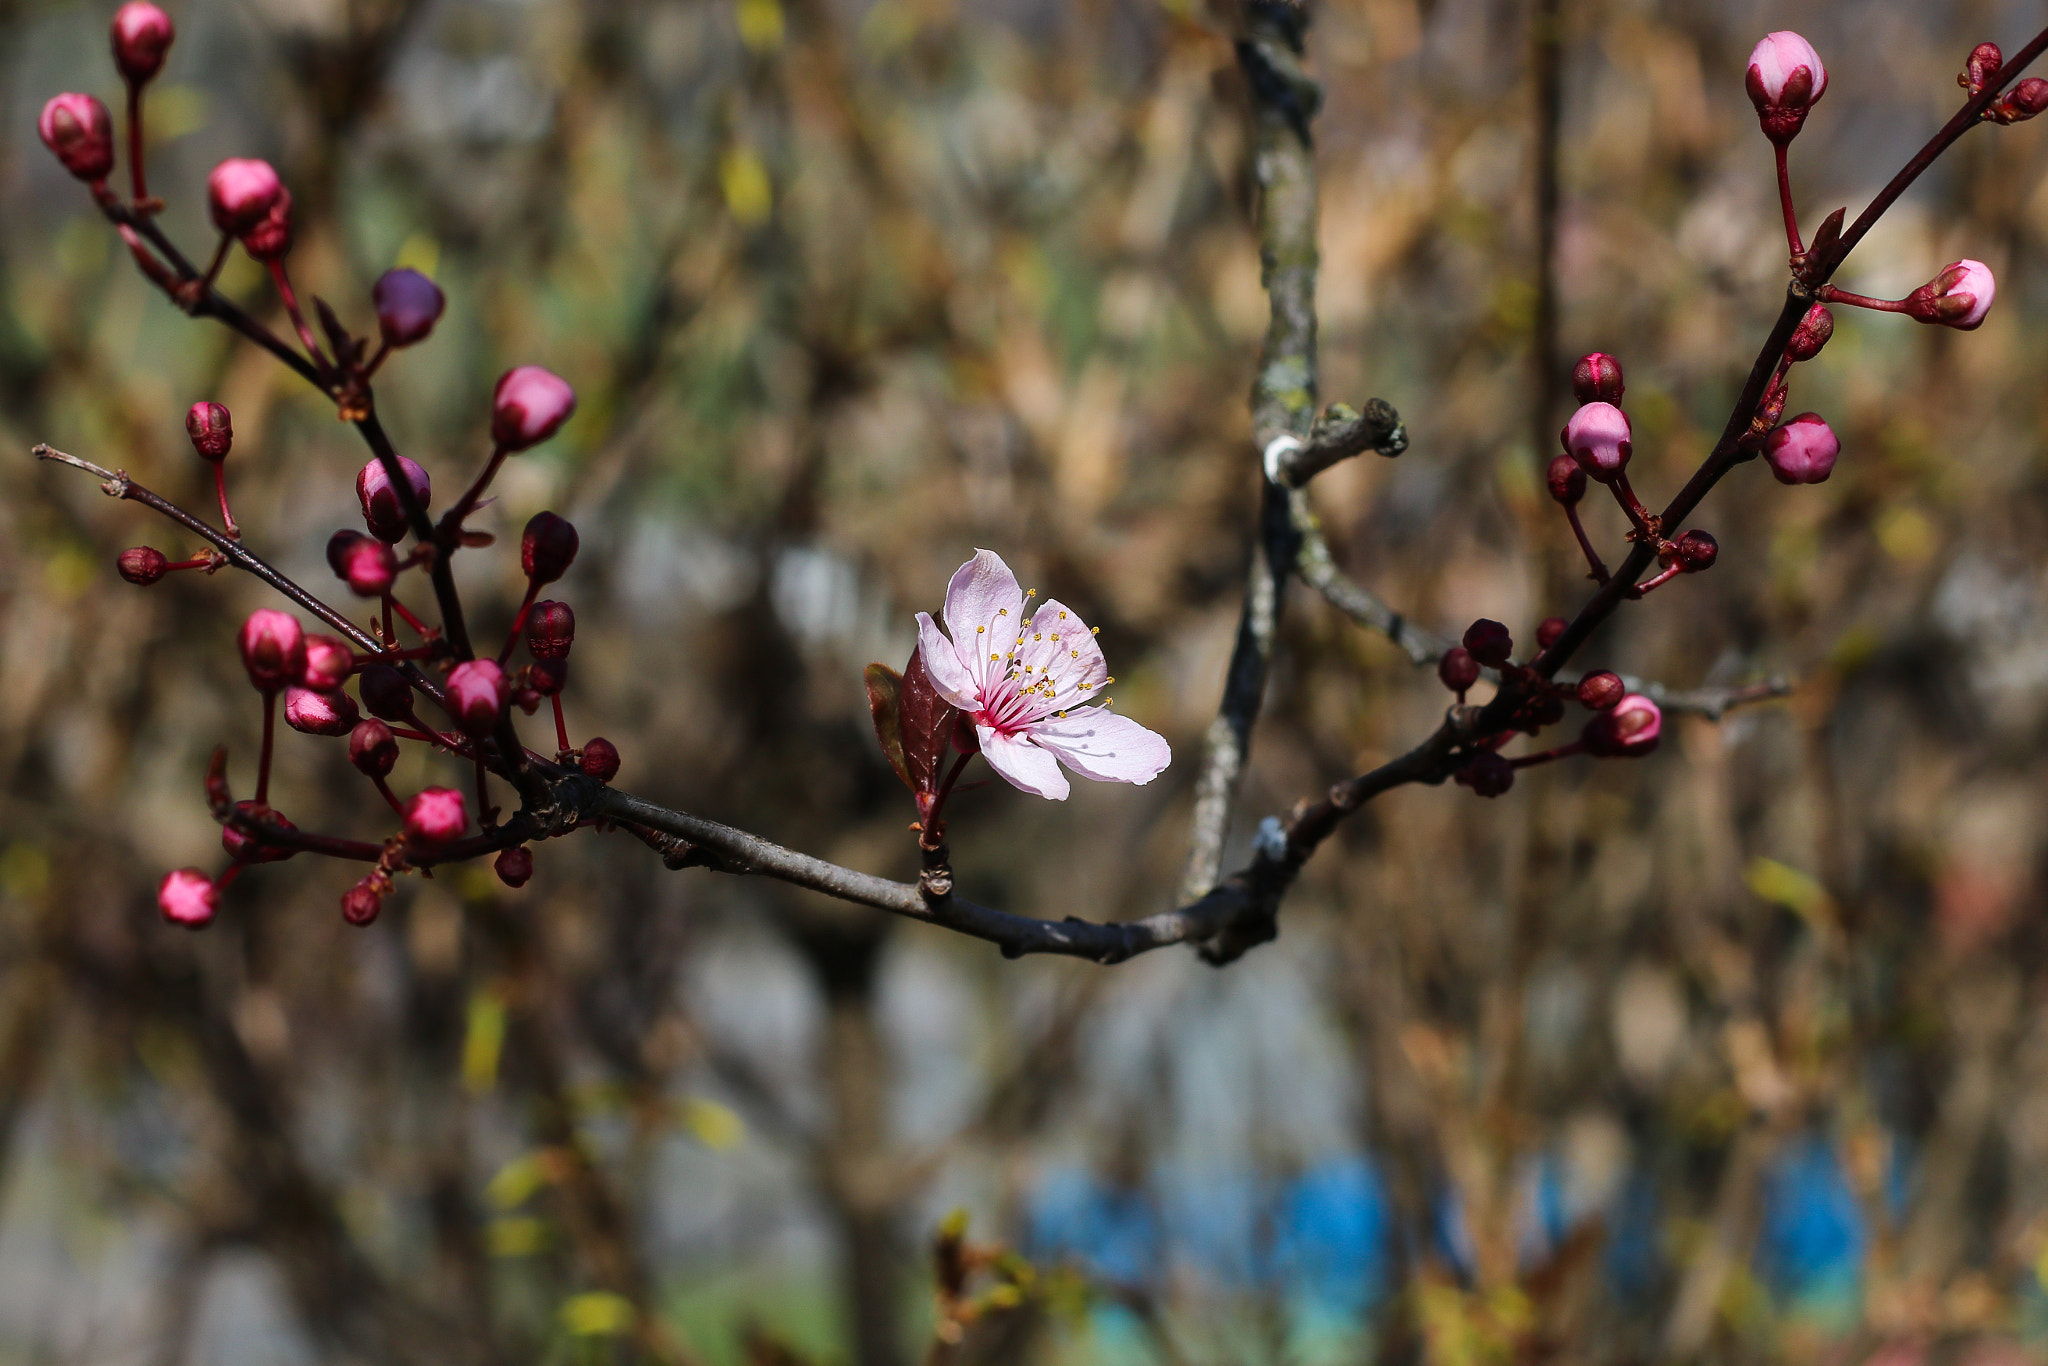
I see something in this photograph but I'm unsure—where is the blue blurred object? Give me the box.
[1026,1167,1161,1287]
[1271,1156,1392,1313]
[1759,1136,1866,1311]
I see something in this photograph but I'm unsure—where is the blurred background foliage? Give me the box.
[3,0,2048,1361]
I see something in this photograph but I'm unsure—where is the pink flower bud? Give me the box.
[1438,646,1480,694]
[207,158,283,236]
[1454,751,1514,798]
[405,787,468,844]
[1571,352,1624,404]
[111,2,175,84]
[341,876,385,926]
[1576,670,1625,710]
[118,546,168,585]
[1903,259,1995,331]
[529,657,568,697]
[526,600,576,659]
[495,846,534,888]
[520,512,579,585]
[1786,304,1833,362]
[1674,529,1718,572]
[1746,31,1827,143]
[1961,42,2003,95]
[39,94,114,182]
[301,634,354,691]
[158,868,217,927]
[349,718,399,776]
[238,609,306,691]
[184,400,232,460]
[1536,617,1567,649]
[1581,693,1662,757]
[1462,619,1513,669]
[1546,453,1586,506]
[1763,412,1839,485]
[284,685,358,736]
[357,664,414,722]
[445,659,509,738]
[355,455,432,543]
[492,366,577,451]
[239,188,293,260]
[1563,402,1631,481]
[222,799,297,863]
[372,268,445,348]
[325,529,398,597]
[580,737,621,782]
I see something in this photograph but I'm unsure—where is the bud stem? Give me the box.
[382,593,433,639]
[211,462,240,539]
[1815,284,1909,313]
[1632,563,1684,597]
[500,580,543,666]
[200,231,232,290]
[369,773,406,815]
[1607,470,1655,536]
[474,755,498,830]
[444,443,510,540]
[1775,142,1803,256]
[1508,739,1584,769]
[264,259,332,375]
[551,695,570,755]
[1563,503,1609,583]
[125,82,149,207]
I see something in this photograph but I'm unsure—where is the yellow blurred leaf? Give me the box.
[682,1097,744,1150]
[1743,857,1833,924]
[560,1291,635,1336]
[486,1152,550,1209]
[488,1216,548,1257]
[737,0,785,50]
[721,148,772,227]
[462,990,506,1096]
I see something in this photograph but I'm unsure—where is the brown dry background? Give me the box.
[2,0,2047,1362]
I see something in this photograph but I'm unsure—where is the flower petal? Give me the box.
[1027,708,1171,785]
[943,549,1024,698]
[914,612,979,710]
[976,724,1070,800]
[1014,598,1109,715]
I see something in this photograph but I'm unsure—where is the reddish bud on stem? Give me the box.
[357,665,415,722]
[184,401,232,460]
[445,659,510,739]
[240,188,293,259]
[371,268,445,348]
[580,737,621,782]
[341,876,386,926]
[495,846,535,888]
[1546,453,1587,506]
[404,787,468,844]
[326,530,399,597]
[1674,529,1719,572]
[529,657,568,697]
[1764,412,1839,485]
[1581,694,1662,757]
[491,366,577,451]
[302,635,354,691]
[1462,620,1513,669]
[356,456,433,543]
[521,512,579,585]
[349,719,400,777]
[118,546,168,585]
[284,685,358,736]
[40,94,114,182]
[1786,304,1833,362]
[207,158,282,236]
[1536,617,1567,650]
[1903,259,1995,331]
[111,3,175,85]
[238,609,306,691]
[1563,402,1632,482]
[1454,751,1514,798]
[158,868,217,927]
[1576,671,1625,711]
[526,601,576,659]
[1746,31,1828,144]
[1962,42,2003,95]
[1571,352,1624,404]
[1438,646,1480,695]
[222,799,297,863]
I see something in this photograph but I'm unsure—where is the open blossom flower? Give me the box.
[915,549,1170,801]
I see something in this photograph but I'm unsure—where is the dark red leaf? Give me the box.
[899,646,959,801]
[864,663,912,791]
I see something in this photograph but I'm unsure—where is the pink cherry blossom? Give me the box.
[445,659,509,738]
[111,3,175,84]
[491,366,577,451]
[1581,693,1662,758]
[1747,31,1827,110]
[157,868,217,927]
[1905,259,1995,331]
[238,609,306,691]
[39,94,114,182]
[915,549,1170,801]
[207,158,282,236]
[284,685,359,736]
[1563,401,1632,481]
[1763,412,1839,485]
[355,455,432,543]
[405,787,468,844]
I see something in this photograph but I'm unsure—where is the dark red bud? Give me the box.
[580,737,620,782]
[1576,670,1625,710]
[1536,617,1567,649]
[206,158,282,236]
[341,876,386,926]
[2007,78,2048,119]
[240,187,293,260]
[495,846,534,888]
[357,664,415,722]
[529,657,569,697]
[1462,619,1513,669]
[526,600,576,659]
[1571,352,1625,404]
[1454,750,1514,798]
[111,2,175,84]
[326,529,398,598]
[184,401,233,460]
[1546,453,1586,506]
[1674,529,1719,572]
[1963,42,2003,94]
[39,94,115,182]
[1786,304,1833,363]
[348,718,400,777]
[238,609,306,691]
[222,799,297,864]
[521,512,579,585]
[371,268,445,348]
[355,456,432,543]
[118,546,168,585]
[1438,646,1480,694]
